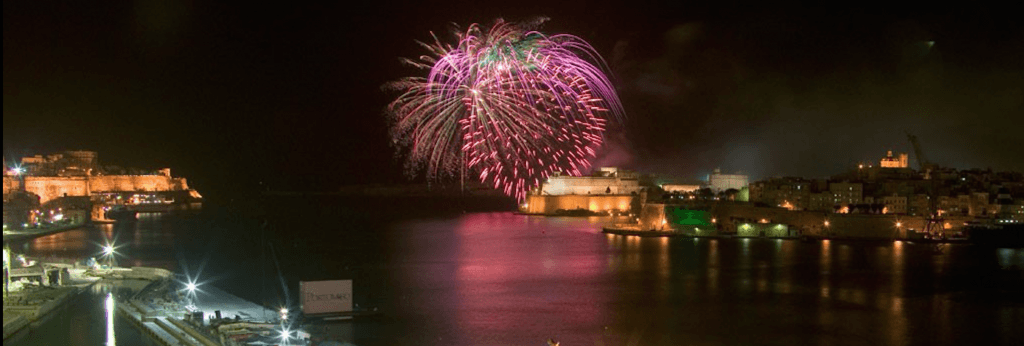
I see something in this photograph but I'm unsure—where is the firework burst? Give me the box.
[386,18,624,200]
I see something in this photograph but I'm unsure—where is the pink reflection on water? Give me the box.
[428,213,611,344]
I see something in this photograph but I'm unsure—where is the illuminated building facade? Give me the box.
[3,151,202,205]
[881,193,908,214]
[521,167,641,215]
[707,169,748,193]
[661,184,701,193]
[879,150,909,168]
[829,182,863,206]
[536,167,641,196]
[18,151,99,176]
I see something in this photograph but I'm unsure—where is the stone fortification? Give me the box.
[4,175,190,204]
[522,194,634,215]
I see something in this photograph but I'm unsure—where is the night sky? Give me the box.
[5,1,1023,195]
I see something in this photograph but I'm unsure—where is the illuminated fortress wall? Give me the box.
[24,177,89,204]
[17,175,191,203]
[3,176,22,195]
[87,175,189,192]
[638,203,669,231]
[522,194,634,215]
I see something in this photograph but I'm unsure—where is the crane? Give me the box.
[905,131,929,171]
[904,131,944,237]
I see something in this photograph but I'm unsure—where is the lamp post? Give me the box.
[102,245,114,268]
[281,329,290,346]
[4,246,10,298]
[185,281,198,309]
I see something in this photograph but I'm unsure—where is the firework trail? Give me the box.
[386,18,625,200]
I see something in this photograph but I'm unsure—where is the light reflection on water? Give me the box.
[13,211,1023,346]
[5,282,153,346]
[106,293,116,346]
[20,213,183,270]
[393,213,1022,346]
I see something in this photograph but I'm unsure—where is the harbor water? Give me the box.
[10,195,1024,345]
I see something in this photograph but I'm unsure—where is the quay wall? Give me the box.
[130,267,173,280]
[639,202,975,239]
[2,316,29,340]
[522,194,634,215]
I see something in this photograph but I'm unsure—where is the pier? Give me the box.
[2,260,291,346]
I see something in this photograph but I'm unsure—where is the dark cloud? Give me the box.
[5,2,1022,192]
[607,6,1024,180]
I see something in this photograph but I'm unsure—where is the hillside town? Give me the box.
[3,151,202,230]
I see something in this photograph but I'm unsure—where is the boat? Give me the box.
[105,205,138,221]
[554,208,605,217]
[966,222,1024,248]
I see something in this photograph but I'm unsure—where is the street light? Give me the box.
[181,278,201,311]
[280,328,292,346]
[100,242,117,268]
[3,246,10,297]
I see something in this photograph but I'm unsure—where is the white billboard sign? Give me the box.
[300,280,352,314]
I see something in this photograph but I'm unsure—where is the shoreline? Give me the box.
[601,225,973,244]
[2,286,81,339]
[2,265,277,345]
[2,221,91,242]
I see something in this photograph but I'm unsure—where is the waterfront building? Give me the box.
[881,193,908,214]
[707,169,748,193]
[969,192,991,216]
[18,151,99,177]
[808,192,833,211]
[537,167,641,195]
[750,177,812,210]
[909,194,931,216]
[958,194,972,215]
[2,151,202,216]
[661,184,701,194]
[5,172,194,204]
[521,167,640,215]
[938,196,964,216]
[3,191,40,229]
[828,182,863,206]
[996,200,1024,223]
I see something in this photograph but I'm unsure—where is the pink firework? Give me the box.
[386,19,624,200]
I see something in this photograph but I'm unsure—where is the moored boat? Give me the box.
[966,222,1024,248]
